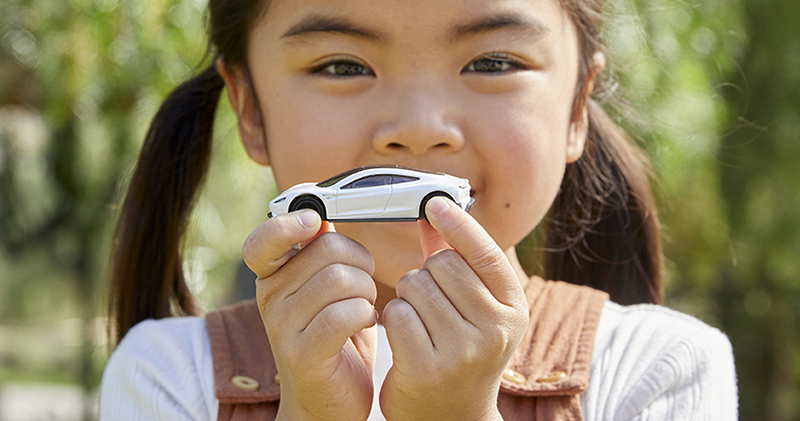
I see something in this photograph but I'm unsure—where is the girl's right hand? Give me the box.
[243,210,378,421]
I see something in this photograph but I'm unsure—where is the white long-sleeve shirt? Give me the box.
[99,301,738,420]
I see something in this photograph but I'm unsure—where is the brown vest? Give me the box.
[206,277,608,421]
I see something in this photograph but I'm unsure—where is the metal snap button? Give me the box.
[502,368,527,385]
[231,375,260,391]
[536,371,567,383]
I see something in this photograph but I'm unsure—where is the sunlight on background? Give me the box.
[1,0,799,419]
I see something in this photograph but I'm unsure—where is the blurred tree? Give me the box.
[1,1,273,414]
[600,0,800,418]
[1,0,210,418]
[716,0,800,419]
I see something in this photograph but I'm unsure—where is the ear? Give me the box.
[216,57,270,166]
[566,52,606,164]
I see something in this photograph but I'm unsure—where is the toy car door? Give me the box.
[383,175,421,218]
[335,174,393,219]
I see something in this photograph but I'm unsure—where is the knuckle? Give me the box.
[313,231,344,248]
[318,299,371,330]
[315,306,344,333]
[474,324,510,359]
[396,269,435,299]
[425,249,463,267]
[382,298,417,326]
[310,232,375,274]
[314,264,375,301]
[424,249,462,273]
[318,263,352,287]
[470,244,505,272]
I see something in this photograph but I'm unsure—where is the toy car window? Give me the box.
[316,168,363,187]
[343,175,392,189]
[391,176,419,184]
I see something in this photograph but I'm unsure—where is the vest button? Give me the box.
[231,375,260,391]
[536,371,567,383]
[502,368,527,385]
[273,373,281,385]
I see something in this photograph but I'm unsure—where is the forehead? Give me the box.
[260,0,572,42]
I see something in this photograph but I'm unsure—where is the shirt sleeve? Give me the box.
[98,317,218,421]
[583,303,738,421]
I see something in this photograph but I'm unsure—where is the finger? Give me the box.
[284,264,377,335]
[394,269,468,350]
[300,298,378,362]
[418,219,452,260]
[243,210,322,279]
[424,196,521,306]
[256,232,376,316]
[382,298,434,365]
[422,249,495,321]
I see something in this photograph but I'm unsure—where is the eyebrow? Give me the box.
[447,13,549,43]
[281,14,387,43]
[280,12,548,45]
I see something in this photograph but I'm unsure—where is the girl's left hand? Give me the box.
[379,196,530,421]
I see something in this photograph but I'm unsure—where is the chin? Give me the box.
[338,221,420,245]
[337,222,424,285]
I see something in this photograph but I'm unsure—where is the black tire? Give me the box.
[289,195,327,220]
[419,192,453,221]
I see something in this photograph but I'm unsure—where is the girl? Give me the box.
[100,0,738,420]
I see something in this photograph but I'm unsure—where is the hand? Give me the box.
[243,210,378,421]
[380,197,529,421]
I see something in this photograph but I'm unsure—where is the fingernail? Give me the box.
[297,210,320,228]
[427,196,450,216]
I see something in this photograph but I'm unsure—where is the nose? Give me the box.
[372,90,465,156]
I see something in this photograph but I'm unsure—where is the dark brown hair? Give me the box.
[544,0,664,305]
[109,0,662,346]
[108,0,270,344]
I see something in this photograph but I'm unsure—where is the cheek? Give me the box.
[471,95,572,248]
[262,87,370,190]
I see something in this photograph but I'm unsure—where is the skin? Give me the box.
[220,0,604,419]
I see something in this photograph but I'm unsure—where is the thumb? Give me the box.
[300,220,337,248]
[418,219,452,260]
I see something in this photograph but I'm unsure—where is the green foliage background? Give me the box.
[1,0,798,419]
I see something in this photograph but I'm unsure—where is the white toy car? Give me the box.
[268,165,473,222]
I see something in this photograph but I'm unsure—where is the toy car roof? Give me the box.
[315,165,445,187]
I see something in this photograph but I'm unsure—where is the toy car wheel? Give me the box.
[419,192,453,221]
[289,195,327,220]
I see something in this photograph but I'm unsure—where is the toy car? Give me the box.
[268,165,474,222]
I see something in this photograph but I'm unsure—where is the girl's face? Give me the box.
[235,0,589,288]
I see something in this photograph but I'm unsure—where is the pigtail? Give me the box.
[543,100,664,305]
[109,64,225,345]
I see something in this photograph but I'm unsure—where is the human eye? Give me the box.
[310,59,374,77]
[463,53,526,74]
